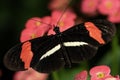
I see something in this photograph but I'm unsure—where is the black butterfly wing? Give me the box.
[62,19,116,46]
[4,43,25,71]
[4,35,53,71]
[30,35,65,73]
[61,19,116,63]
[91,19,116,44]
[61,26,98,63]
[4,35,65,73]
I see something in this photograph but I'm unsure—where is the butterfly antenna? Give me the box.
[31,18,52,27]
[56,0,73,26]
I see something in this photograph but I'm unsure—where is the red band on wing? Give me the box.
[85,22,105,44]
[20,41,33,69]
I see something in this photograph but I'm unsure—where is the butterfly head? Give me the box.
[53,26,61,35]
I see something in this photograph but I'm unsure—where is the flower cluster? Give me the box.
[20,0,120,43]
[48,0,120,23]
[74,65,120,80]
[20,10,76,42]
[81,0,120,23]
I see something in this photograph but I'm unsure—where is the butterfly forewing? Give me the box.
[91,19,116,43]
[61,36,98,63]
[4,43,25,71]
[30,35,65,73]
[61,25,98,63]
[4,35,50,71]
[61,23,100,46]
[62,19,116,46]
[60,19,116,63]
[4,35,65,73]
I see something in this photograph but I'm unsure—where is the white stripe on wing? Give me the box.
[63,41,88,47]
[40,44,61,60]
[40,41,88,60]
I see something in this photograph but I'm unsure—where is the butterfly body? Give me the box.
[4,19,116,73]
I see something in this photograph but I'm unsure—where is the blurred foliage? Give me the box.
[0,0,120,80]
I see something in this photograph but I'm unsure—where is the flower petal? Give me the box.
[90,65,111,80]
[74,70,88,80]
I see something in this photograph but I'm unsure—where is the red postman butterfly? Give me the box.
[4,19,116,73]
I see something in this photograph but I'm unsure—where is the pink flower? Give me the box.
[25,17,51,29]
[81,0,99,14]
[74,70,88,80]
[20,28,37,42]
[25,17,42,29]
[98,0,120,15]
[20,17,52,42]
[74,65,120,80]
[20,10,76,41]
[90,65,111,80]
[104,76,120,80]
[48,0,69,10]
[14,68,48,80]
[42,16,52,24]
[48,10,76,35]
[116,75,120,78]
[115,75,120,80]
[107,8,120,23]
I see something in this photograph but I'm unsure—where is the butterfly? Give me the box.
[4,19,116,73]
